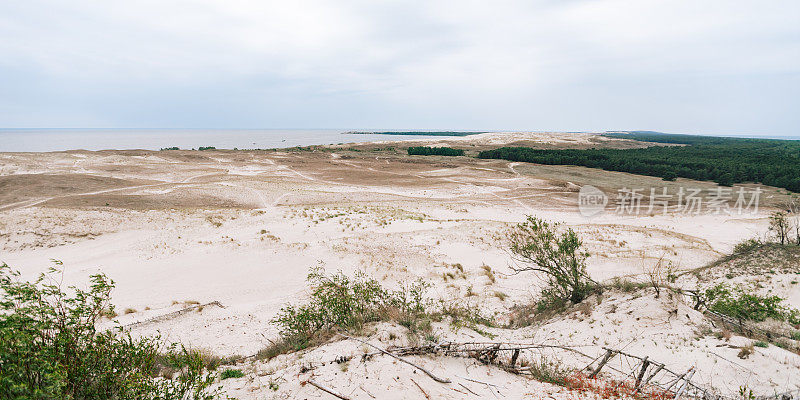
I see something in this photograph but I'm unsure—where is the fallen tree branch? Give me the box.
[340,334,451,383]
[305,379,351,400]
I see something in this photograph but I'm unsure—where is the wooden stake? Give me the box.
[642,363,664,388]
[589,349,615,378]
[673,368,695,400]
[510,348,520,367]
[634,356,650,391]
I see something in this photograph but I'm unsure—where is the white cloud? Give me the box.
[0,0,797,132]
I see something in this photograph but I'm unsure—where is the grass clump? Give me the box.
[268,268,429,355]
[0,263,218,400]
[220,369,245,380]
[263,268,495,360]
[733,238,763,254]
[703,283,800,324]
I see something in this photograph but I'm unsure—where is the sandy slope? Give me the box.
[1,132,797,398]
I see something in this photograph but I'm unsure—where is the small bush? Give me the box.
[220,369,245,380]
[527,357,571,386]
[733,238,763,254]
[738,344,754,359]
[703,283,800,324]
[0,263,217,400]
[270,268,429,351]
[753,341,769,348]
[407,146,464,156]
[267,269,494,358]
[509,216,594,304]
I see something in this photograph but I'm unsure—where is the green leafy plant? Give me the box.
[264,269,493,360]
[508,216,594,304]
[270,268,430,352]
[219,369,244,380]
[0,263,218,400]
[703,283,800,324]
[733,238,763,254]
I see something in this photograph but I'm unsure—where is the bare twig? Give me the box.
[305,380,351,400]
[459,382,479,396]
[341,334,451,383]
[411,378,431,399]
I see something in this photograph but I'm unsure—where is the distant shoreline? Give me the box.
[344,131,487,136]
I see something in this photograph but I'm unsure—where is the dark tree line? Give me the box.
[478,133,800,192]
[407,146,465,156]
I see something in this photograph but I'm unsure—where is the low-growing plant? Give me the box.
[266,269,494,359]
[702,283,800,324]
[733,238,763,254]
[753,341,769,348]
[220,369,245,380]
[270,268,429,351]
[0,263,218,400]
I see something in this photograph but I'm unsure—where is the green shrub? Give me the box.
[703,283,800,324]
[407,146,464,156]
[267,269,494,358]
[0,263,218,400]
[271,268,429,351]
[733,238,763,254]
[508,217,594,304]
[220,369,244,380]
[753,341,769,348]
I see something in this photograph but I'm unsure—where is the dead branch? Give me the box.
[305,379,351,400]
[340,334,451,383]
[411,378,431,399]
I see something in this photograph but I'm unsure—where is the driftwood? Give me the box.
[121,301,224,330]
[340,334,451,383]
[305,379,351,400]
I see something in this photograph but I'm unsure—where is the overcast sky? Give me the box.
[0,1,798,135]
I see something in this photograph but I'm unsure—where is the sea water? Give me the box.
[0,129,467,152]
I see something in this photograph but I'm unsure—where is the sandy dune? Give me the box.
[1,132,797,398]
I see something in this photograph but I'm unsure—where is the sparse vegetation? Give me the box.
[263,268,493,360]
[702,283,800,324]
[769,211,791,245]
[220,369,244,380]
[0,263,218,399]
[268,268,429,354]
[733,238,763,254]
